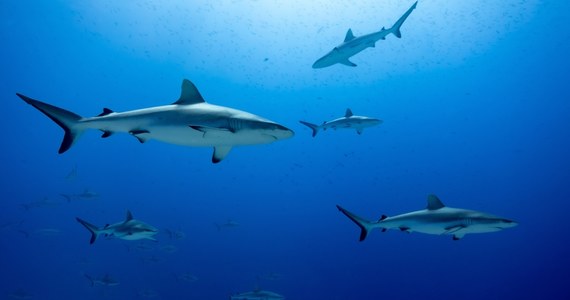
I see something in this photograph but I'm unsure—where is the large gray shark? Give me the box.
[337,195,517,241]
[76,210,158,244]
[299,108,382,137]
[16,79,294,163]
[312,1,417,68]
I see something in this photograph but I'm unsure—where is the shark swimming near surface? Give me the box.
[17,79,294,163]
[337,194,517,241]
[76,210,158,244]
[300,108,382,137]
[312,1,418,68]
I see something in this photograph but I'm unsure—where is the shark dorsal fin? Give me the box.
[98,108,114,117]
[427,194,445,210]
[173,79,205,105]
[125,210,134,222]
[344,29,355,42]
[345,108,353,118]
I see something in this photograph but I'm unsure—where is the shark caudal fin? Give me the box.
[299,121,320,137]
[336,205,377,241]
[76,217,101,244]
[17,93,85,154]
[390,1,417,38]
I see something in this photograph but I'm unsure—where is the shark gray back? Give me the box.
[76,210,158,244]
[300,108,382,137]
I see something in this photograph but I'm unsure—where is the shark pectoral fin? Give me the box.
[340,59,357,67]
[212,146,233,164]
[129,130,150,143]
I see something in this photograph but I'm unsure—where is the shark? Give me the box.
[230,288,285,300]
[60,189,99,202]
[337,194,517,241]
[299,108,382,137]
[16,79,294,163]
[84,273,120,287]
[76,210,158,244]
[312,1,418,68]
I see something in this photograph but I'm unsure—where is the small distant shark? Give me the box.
[312,1,418,68]
[215,219,240,231]
[230,288,285,300]
[60,189,99,202]
[300,108,382,137]
[337,194,517,241]
[84,273,120,287]
[17,79,294,163]
[76,210,158,244]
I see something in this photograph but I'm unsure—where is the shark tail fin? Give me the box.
[299,121,320,137]
[390,1,417,38]
[76,217,100,244]
[336,205,375,241]
[16,93,85,154]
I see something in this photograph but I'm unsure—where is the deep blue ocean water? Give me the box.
[1,0,569,299]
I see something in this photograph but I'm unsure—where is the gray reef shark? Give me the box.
[337,194,517,241]
[17,79,294,163]
[84,273,120,287]
[230,288,285,300]
[312,1,417,68]
[300,108,382,137]
[76,210,158,244]
[60,189,99,202]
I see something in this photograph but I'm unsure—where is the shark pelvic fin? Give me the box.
[427,194,445,210]
[336,205,375,242]
[17,93,85,154]
[344,29,355,42]
[174,79,205,105]
[212,145,233,163]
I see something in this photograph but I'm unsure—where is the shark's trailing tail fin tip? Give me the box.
[76,217,100,244]
[16,93,84,154]
[299,121,319,137]
[336,205,375,241]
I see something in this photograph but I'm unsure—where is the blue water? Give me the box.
[1,0,569,299]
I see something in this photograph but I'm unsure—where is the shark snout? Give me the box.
[273,124,295,140]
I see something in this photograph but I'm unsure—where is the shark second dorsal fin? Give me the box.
[345,108,353,118]
[344,29,355,42]
[426,194,445,210]
[125,210,134,222]
[173,79,205,105]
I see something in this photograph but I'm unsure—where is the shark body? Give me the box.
[299,108,382,137]
[17,79,293,163]
[230,288,285,300]
[76,210,158,244]
[312,1,417,68]
[84,274,120,287]
[337,195,517,241]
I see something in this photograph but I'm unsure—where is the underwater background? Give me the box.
[1,0,569,299]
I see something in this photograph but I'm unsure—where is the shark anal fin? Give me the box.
[212,146,233,163]
[381,228,387,232]
[399,226,410,232]
[129,130,150,143]
[452,233,465,240]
